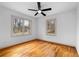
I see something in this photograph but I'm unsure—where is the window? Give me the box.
[47,19,56,35]
[11,15,31,36]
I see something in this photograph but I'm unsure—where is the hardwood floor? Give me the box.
[0,39,78,57]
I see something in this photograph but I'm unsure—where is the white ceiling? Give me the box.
[0,2,78,18]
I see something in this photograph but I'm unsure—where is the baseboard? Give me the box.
[36,38,79,55]
[36,38,75,48]
[0,38,76,51]
[0,38,78,55]
[0,38,36,50]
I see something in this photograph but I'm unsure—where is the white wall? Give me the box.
[76,4,79,54]
[37,9,76,46]
[0,5,37,48]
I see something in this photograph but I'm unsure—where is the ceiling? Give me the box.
[0,2,78,18]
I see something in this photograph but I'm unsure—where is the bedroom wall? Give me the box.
[76,3,79,54]
[0,5,37,48]
[37,9,76,46]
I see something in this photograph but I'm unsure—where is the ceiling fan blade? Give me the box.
[34,12,38,16]
[42,8,52,11]
[28,9,37,11]
[41,12,46,16]
[37,2,41,10]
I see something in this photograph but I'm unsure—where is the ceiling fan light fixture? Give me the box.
[38,10,41,13]
[28,2,52,16]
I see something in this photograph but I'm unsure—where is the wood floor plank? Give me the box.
[0,39,78,57]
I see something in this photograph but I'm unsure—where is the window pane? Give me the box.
[23,20,31,34]
[24,20,29,26]
[13,18,23,33]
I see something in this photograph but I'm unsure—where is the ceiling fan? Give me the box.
[28,2,52,16]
